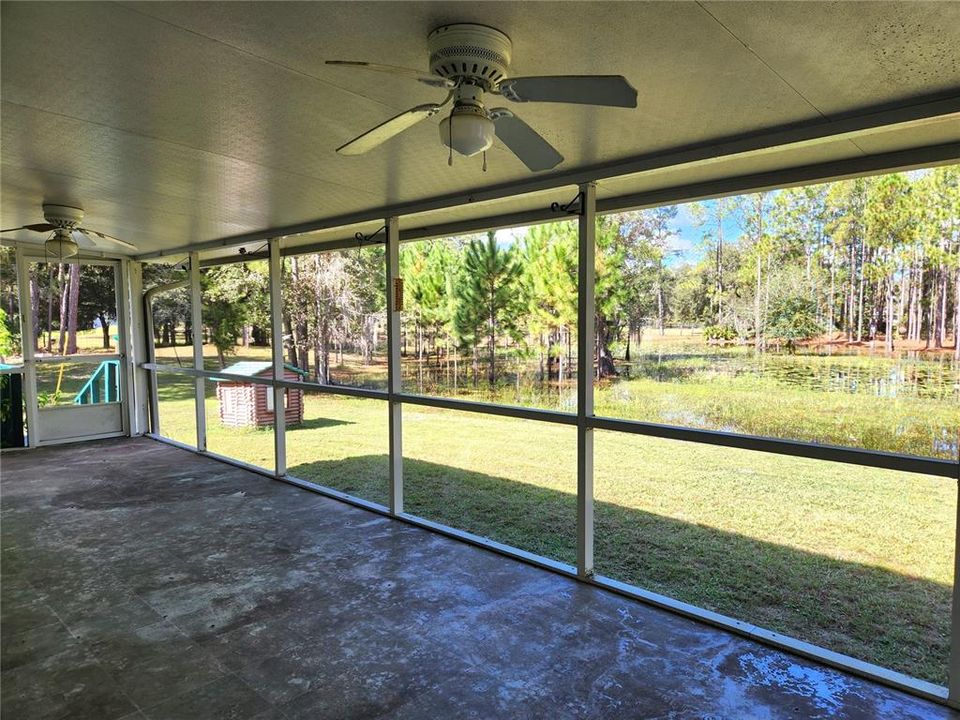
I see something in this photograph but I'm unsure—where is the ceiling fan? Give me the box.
[327,23,637,172]
[1,204,137,259]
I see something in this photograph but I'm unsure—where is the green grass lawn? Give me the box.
[154,367,955,686]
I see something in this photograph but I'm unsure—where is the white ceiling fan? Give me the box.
[327,23,637,172]
[1,204,137,258]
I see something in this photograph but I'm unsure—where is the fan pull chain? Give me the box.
[482,151,487,172]
[448,113,453,167]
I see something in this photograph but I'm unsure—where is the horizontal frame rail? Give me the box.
[143,364,956,478]
[595,142,960,215]
[591,416,959,479]
[395,392,578,426]
[34,354,122,364]
[143,362,387,400]
[179,143,959,271]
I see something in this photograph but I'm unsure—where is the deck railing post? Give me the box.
[577,182,597,578]
[189,251,206,451]
[269,237,287,477]
[386,216,403,515]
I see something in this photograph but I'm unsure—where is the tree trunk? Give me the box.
[30,274,41,351]
[471,342,478,387]
[926,268,938,350]
[656,263,665,336]
[282,314,297,367]
[754,254,762,351]
[937,268,948,349]
[846,243,856,341]
[954,266,960,361]
[716,219,724,325]
[316,315,330,385]
[65,263,80,354]
[57,265,68,354]
[100,312,111,349]
[595,313,618,378]
[828,260,836,337]
[885,278,894,353]
[856,242,866,342]
[417,321,424,391]
[488,310,496,387]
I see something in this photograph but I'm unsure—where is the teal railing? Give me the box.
[73,360,120,405]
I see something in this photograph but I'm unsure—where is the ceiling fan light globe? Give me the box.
[439,112,495,158]
[44,234,79,259]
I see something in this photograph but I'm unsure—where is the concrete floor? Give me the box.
[1,438,956,720]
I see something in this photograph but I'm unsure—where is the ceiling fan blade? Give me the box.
[0,223,56,233]
[77,228,138,251]
[325,60,455,89]
[497,75,637,108]
[73,229,95,247]
[489,109,563,172]
[337,103,443,156]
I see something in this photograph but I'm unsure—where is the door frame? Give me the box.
[15,248,131,446]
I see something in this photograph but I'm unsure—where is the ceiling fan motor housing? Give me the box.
[42,204,85,228]
[428,23,512,91]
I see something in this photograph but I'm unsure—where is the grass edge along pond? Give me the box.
[155,374,955,687]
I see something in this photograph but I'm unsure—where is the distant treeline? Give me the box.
[128,166,959,384]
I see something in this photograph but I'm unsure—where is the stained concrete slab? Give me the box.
[0,437,956,720]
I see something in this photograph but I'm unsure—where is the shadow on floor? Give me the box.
[287,453,951,687]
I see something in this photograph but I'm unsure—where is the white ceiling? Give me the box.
[2,1,959,258]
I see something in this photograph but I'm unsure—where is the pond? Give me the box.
[618,343,959,402]
[393,337,959,461]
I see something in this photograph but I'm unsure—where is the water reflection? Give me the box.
[619,345,959,402]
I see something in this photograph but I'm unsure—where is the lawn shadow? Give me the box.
[286,454,950,686]
[156,377,197,403]
[289,417,355,432]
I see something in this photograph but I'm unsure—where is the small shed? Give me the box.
[216,361,306,428]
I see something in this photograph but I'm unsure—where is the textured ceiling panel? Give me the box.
[1,1,957,257]
[700,1,960,114]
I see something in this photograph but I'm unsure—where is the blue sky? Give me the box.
[495,197,746,268]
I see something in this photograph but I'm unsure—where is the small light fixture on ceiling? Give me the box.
[439,103,495,159]
[44,228,79,260]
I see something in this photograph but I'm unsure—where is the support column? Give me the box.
[124,259,149,436]
[15,248,39,446]
[577,182,597,578]
[385,216,403,514]
[189,251,206,451]
[269,238,286,477]
[950,476,960,706]
[115,259,133,437]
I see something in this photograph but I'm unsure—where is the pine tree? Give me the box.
[454,232,522,387]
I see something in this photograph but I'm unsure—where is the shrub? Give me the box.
[767,296,821,350]
[703,324,736,341]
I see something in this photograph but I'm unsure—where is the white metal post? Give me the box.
[386,216,403,514]
[15,248,39,446]
[189,251,206,451]
[949,475,960,706]
[577,182,597,578]
[124,259,149,436]
[269,238,286,477]
[115,259,132,437]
